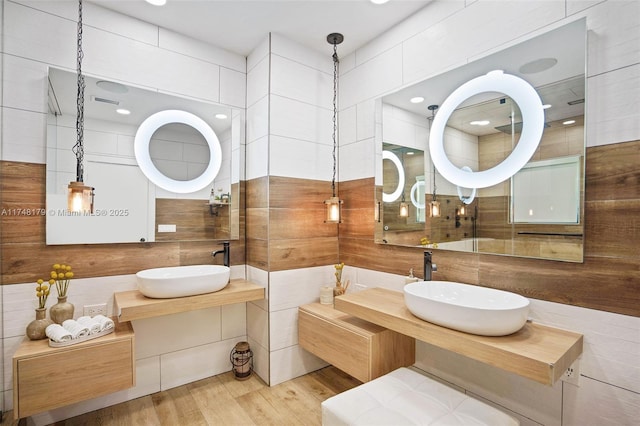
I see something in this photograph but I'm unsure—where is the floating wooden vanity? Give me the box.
[298,303,415,383]
[335,288,583,386]
[12,320,134,420]
[114,279,264,322]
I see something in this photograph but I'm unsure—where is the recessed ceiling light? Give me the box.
[410,96,424,104]
[116,108,131,115]
[145,0,167,6]
[470,120,490,126]
[406,151,415,155]
[215,113,228,120]
[96,80,128,94]
[370,0,390,4]
[542,104,552,109]
[563,120,576,125]
[519,58,558,74]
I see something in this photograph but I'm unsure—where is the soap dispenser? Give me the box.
[405,268,419,284]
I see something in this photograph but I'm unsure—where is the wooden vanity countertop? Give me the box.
[334,287,583,386]
[114,279,264,322]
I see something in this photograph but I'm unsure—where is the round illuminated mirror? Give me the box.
[429,70,544,189]
[382,150,405,202]
[134,110,222,193]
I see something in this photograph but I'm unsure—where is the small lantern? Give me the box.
[230,341,253,381]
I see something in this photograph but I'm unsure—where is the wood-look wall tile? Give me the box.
[269,208,335,240]
[246,176,268,208]
[246,208,268,240]
[339,178,375,209]
[339,207,375,239]
[585,140,640,201]
[269,176,329,209]
[584,199,640,259]
[268,237,338,271]
[246,238,268,270]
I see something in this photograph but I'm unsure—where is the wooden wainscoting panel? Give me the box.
[246,237,268,270]
[340,206,376,240]
[246,177,268,208]
[584,199,640,259]
[155,199,218,241]
[586,140,639,202]
[269,237,338,271]
[269,208,335,240]
[340,178,375,209]
[269,176,329,209]
[246,208,268,240]
[2,242,181,284]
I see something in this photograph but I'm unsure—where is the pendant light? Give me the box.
[427,105,440,218]
[324,33,344,223]
[67,0,94,213]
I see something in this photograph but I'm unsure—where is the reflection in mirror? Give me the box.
[46,68,241,244]
[376,19,585,262]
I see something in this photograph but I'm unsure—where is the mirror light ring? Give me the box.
[456,166,477,204]
[429,70,544,189]
[382,150,405,202]
[410,180,425,209]
[134,110,222,194]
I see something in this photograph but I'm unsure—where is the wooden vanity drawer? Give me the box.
[299,303,414,382]
[13,320,135,419]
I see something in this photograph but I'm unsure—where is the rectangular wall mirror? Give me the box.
[46,68,242,245]
[375,19,586,262]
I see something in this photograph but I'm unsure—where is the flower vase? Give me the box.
[50,296,74,324]
[26,308,54,340]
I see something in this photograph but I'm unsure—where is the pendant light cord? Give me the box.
[331,41,339,198]
[73,0,85,183]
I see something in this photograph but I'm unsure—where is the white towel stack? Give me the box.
[45,324,73,343]
[61,319,90,339]
[45,315,115,343]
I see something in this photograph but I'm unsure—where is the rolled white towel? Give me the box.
[46,324,72,343]
[77,316,102,334]
[62,319,90,339]
[92,314,114,331]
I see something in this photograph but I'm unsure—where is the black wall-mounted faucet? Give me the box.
[424,251,437,281]
[212,241,230,267]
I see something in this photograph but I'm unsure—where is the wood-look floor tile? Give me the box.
[151,386,208,426]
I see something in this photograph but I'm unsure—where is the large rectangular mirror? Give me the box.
[376,19,586,262]
[46,68,242,244]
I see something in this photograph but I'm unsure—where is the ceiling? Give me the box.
[88,0,433,57]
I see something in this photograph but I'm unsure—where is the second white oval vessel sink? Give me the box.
[136,265,230,298]
[404,281,530,336]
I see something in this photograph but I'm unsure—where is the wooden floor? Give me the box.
[2,366,361,426]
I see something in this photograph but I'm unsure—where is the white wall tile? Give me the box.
[247,55,269,109]
[246,135,269,180]
[247,335,270,385]
[220,67,247,109]
[563,375,640,426]
[269,135,331,181]
[339,104,357,146]
[269,266,334,312]
[270,54,331,109]
[270,33,332,74]
[2,55,48,113]
[270,95,332,144]
[585,0,640,77]
[160,338,239,390]
[356,99,377,143]
[247,96,269,144]
[269,344,327,386]
[586,64,640,147]
[338,138,375,182]
[269,307,299,351]
[159,28,245,73]
[221,303,247,340]
[246,265,269,311]
[247,35,270,73]
[1,107,47,163]
[246,302,269,350]
[340,45,403,110]
[133,307,222,359]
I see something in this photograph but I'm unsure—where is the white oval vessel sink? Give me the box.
[136,265,230,298]
[404,281,530,336]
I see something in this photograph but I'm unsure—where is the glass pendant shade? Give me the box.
[429,200,441,218]
[67,181,93,213]
[458,204,467,216]
[324,196,343,223]
[399,201,409,217]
